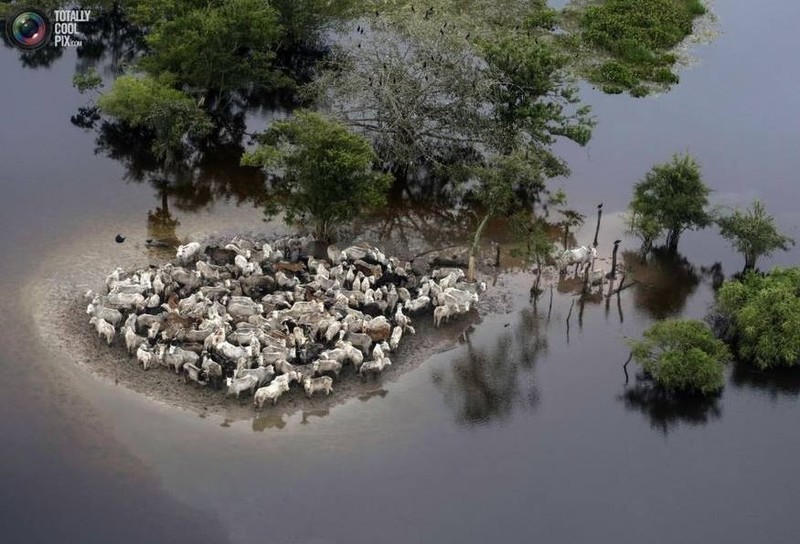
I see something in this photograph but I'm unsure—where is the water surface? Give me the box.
[2,1,800,542]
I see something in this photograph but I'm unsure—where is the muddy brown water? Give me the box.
[3,1,800,542]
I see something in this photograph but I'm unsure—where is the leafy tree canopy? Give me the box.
[136,0,285,94]
[716,268,800,370]
[241,110,392,241]
[97,74,212,163]
[628,319,730,395]
[627,152,711,252]
[715,200,794,272]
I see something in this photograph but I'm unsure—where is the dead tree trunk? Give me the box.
[467,213,491,282]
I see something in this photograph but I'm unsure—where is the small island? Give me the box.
[86,236,484,409]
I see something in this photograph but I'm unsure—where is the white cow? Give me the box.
[559,245,597,273]
[227,374,259,398]
[303,376,333,398]
[254,381,290,408]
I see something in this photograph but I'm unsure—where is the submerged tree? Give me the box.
[241,110,392,241]
[562,0,708,96]
[97,74,213,164]
[134,0,286,95]
[715,200,794,272]
[627,153,711,252]
[716,268,800,370]
[628,319,730,395]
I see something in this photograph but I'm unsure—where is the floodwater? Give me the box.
[2,1,800,542]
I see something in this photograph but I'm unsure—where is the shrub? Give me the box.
[715,200,794,272]
[716,268,800,369]
[628,319,730,395]
[576,0,706,94]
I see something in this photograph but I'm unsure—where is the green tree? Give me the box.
[466,151,564,281]
[716,268,800,369]
[97,74,213,163]
[511,210,556,295]
[628,319,730,395]
[137,0,285,95]
[627,153,711,252]
[270,0,359,46]
[241,110,392,241]
[716,200,794,272]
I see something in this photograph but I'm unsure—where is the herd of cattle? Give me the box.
[85,236,484,408]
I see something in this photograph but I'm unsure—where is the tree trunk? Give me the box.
[743,252,757,273]
[467,213,492,282]
[666,229,681,252]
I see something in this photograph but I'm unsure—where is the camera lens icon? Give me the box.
[6,8,51,50]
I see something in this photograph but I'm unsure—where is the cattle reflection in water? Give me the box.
[432,308,544,425]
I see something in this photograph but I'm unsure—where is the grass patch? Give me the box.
[561,0,707,96]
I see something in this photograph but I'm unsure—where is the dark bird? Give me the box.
[411,5,415,11]
[357,25,361,32]
[115,234,126,243]
[375,10,379,17]
[440,27,444,35]
[358,42,361,48]
[465,32,470,39]
[423,61,427,69]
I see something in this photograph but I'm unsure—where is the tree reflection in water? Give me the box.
[620,379,722,435]
[1,32,64,67]
[433,307,544,425]
[622,248,700,319]
[75,4,145,77]
[730,360,800,400]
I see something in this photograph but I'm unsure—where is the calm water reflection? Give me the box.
[3,1,800,542]
[434,307,544,425]
[621,381,723,434]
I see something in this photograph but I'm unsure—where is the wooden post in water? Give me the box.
[592,203,603,248]
[608,239,621,279]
